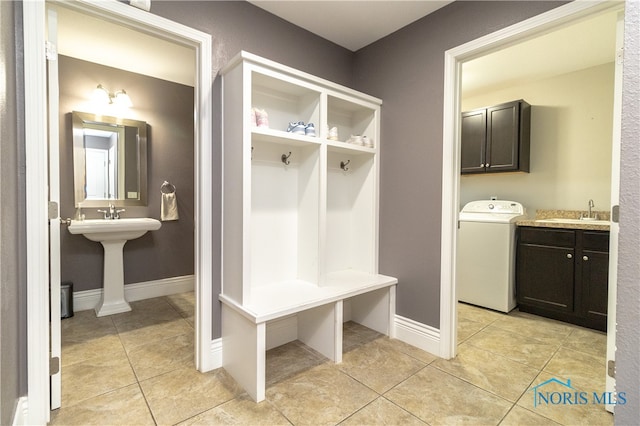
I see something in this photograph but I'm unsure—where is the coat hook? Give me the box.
[282,151,292,165]
[251,146,254,160]
[340,160,350,171]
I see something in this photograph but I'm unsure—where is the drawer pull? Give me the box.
[583,255,589,261]
[567,253,573,259]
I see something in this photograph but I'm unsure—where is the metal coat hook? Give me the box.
[340,160,350,171]
[281,151,292,165]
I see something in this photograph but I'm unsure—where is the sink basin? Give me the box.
[535,218,610,225]
[68,218,161,316]
[68,218,161,242]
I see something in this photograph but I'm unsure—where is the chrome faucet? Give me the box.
[97,203,126,219]
[588,199,595,219]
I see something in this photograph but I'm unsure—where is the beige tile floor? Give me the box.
[51,294,613,425]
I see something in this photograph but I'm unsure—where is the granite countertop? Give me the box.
[515,209,611,231]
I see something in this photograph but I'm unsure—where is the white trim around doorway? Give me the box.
[440,0,623,360]
[23,1,213,423]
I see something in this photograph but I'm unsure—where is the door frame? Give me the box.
[23,1,213,423]
[440,0,624,359]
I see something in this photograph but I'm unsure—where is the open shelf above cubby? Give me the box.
[251,127,322,147]
[327,95,377,146]
[251,71,321,135]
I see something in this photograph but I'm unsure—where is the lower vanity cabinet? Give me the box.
[516,227,609,331]
[577,231,609,329]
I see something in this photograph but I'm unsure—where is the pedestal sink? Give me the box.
[68,218,161,316]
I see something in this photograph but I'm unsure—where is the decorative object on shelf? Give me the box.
[286,121,306,135]
[346,135,363,145]
[362,136,374,148]
[285,121,317,137]
[340,160,350,171]
[305,123,316,137]
[328,126,339,141]
[281,151,292,165]
[257,109,269,128]
[160,180,179,221]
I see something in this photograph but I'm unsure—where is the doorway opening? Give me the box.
[23,1,213,422]
[440,2,623,408]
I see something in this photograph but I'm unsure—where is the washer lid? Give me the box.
[459,200,526,223]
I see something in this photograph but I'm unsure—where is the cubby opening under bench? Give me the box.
[220,51,398,402]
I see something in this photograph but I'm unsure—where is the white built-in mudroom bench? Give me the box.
[220,51,397,402]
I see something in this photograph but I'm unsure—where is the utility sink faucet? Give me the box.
[587,199,595,219]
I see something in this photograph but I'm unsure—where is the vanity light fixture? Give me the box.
[92,84,133,107]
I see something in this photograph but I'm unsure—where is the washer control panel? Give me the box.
[461,200,525,215]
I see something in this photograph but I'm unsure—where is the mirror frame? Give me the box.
[72,111,148,207]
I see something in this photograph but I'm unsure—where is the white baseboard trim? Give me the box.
[394,315,441,357]
[211,338,222,369]
[12,396,28,426]
[73,275,195,312]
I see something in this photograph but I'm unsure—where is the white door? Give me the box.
[605,10,625,414]
[47,5,62,410]
[108,143,117,198]
[86,148,109,199]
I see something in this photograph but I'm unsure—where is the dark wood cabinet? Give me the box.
[577,231,609,328]
[461,100,531,174]
[516,227,609,331]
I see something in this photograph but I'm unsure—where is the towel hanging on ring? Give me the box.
[161,181,179,221]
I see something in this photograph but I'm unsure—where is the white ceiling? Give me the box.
[56,5,196,87]
[247,0,453,51]
[462,9,618,97]
[56,1,618,97]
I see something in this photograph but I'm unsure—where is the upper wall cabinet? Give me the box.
[461,100,531,174]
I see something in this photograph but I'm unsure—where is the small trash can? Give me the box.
[61,281,74,319]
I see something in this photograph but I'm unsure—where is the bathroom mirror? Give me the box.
[72,111,148,207]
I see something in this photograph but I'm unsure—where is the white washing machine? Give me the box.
[457,199,526,313]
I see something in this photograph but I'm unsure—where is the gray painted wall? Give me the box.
[0,1,27,423]
[352,1,566,327]
[616,0,640,421]
[59,56,195,291]
[150,0,354,337]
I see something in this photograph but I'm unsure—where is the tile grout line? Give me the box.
[112,313,159,425]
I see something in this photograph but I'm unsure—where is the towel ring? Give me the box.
[161,181,176,194]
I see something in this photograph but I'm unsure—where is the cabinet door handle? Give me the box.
[486,163,490,167]
[480,163,485,167]
[583,255,589,261]
[567,253,573,259]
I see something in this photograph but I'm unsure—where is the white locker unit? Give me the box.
[220,51,397,402]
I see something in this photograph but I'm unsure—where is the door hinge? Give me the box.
[608,359,615,378]
[45,41,58,61]
[616,48,623,65]
[50,356,60,376]
[48,201,59,220]
[611,205,620,223]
